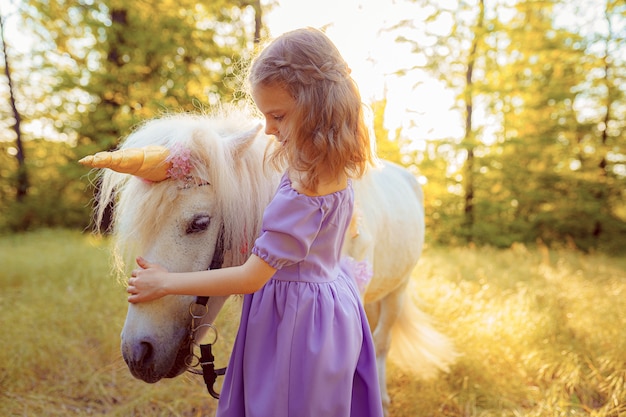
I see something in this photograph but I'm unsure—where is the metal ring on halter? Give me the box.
[192,323,219,346]
[189,302,209,319]
[185,353,201,369]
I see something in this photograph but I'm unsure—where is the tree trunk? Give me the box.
[462,0,484,242]
[242,0,262,43]
[1,12,28,201]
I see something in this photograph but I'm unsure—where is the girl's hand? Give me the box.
[127,256,169,303]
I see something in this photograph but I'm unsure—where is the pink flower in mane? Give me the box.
[166,143,193,180]
[341,256,373,295]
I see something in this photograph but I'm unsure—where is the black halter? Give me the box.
[193,226,227,399]
[196,226,225,306]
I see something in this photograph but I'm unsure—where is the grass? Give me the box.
[1,229,624,416]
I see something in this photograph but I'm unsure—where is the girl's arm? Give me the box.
[127,254,276,303]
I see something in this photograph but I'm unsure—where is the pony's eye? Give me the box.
[186,215,210,234]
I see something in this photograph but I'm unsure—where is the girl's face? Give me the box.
[252,83,296,145]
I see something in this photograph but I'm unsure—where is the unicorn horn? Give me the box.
[78,145,172,182]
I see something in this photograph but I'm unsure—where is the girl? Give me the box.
[127,27,384,417]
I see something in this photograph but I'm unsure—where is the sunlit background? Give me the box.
[264,0,461,145]
[0,0,624,251]
[1,0,617,150]
[0,0,458,144]
[265,0,623,156]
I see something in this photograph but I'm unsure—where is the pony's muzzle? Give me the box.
[123,337,161,383]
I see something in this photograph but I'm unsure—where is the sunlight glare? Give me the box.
[264,0,461,145]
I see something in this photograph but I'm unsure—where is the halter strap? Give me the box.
[193,224,227,399]
[196,224,225,306]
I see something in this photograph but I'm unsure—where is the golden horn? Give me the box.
[78,145,171,182]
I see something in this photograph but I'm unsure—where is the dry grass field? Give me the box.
[1,229,624,416]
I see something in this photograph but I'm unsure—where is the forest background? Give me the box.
[0,0,624,254]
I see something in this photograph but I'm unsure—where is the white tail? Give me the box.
[389,281,458,378]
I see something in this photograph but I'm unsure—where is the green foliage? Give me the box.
[393,0,626,252]
[21,0,259,151]
[1,0,261,232]
[1,231,624,416]
[0,140,91,232]
[0,0,624,252]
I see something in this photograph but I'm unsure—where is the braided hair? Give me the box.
[248,27,374,191]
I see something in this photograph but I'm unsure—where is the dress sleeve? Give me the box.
[252,188,323,269]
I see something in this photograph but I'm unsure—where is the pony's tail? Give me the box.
[388,282,458,379]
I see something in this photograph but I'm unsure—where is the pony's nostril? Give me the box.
[136,340,154,365]
[123,339,163,383]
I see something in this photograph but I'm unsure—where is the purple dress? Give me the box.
[216,173,383,417]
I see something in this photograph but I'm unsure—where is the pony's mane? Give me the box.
[94,107,281,276]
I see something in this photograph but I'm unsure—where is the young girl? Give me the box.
[127,27,384,417]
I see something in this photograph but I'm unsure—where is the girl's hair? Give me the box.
[248,27,374,191]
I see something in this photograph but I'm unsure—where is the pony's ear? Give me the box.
[230,123,263,157]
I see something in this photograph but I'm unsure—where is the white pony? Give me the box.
[86,107,456,415]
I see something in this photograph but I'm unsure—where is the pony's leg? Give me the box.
[366,282,407,416]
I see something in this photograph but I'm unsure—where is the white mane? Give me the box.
[94,107,281,277]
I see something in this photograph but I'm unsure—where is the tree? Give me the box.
[460,0,484,242]
[22,0,263,152]
[567,0,626,251]
[0,9,27,202]
[393,0,493,243]
[370,95,403,164]
[392,0,626,250]
[0,0,265,231]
